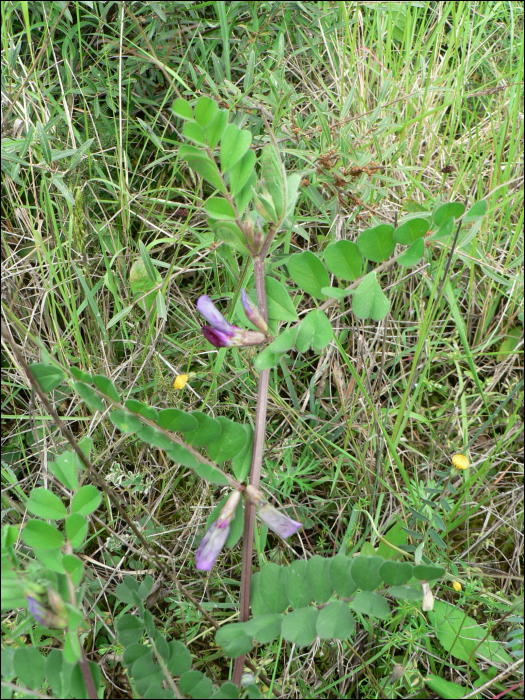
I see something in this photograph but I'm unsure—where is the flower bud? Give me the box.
[253,189,278,223]
[27,595,68,629]
[241,289,268,334]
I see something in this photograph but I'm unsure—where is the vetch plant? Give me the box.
[1,93,498,698]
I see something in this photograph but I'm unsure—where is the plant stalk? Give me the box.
[232,255,270,686]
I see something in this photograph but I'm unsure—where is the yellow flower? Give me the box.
[452,454,469,470]
[453,581,462,592]
[173,374,189,390]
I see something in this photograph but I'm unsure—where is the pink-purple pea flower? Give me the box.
[245,485,302,539]
[197,295,266,348]
[241,289,268,333]
[196,490,241,571]
[27,596,67,629]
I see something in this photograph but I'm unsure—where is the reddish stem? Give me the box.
[232,255,270,686]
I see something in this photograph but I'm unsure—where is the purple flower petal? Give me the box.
[197,295,234,333]
[258,504,302,539]
[196,519,230,570]
[28,597,47,625]
[201,326,235,347]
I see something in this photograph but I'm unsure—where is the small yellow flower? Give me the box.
[453,581,462,592]
[452,454,469,470]
[173,374,189,390]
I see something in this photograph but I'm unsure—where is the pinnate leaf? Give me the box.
[29,363,65,392]
[281,606,319,647]
[316,601,355,640]
[393,218,429,245]
[26,488,67,520]
[221,124,252,173]
[287,251,329,300]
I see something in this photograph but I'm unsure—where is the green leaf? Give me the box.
[184,412,222,448]
[193,463,230,486]
[63,554,84,585]
[129,257,162,313]
[497,327,523,362]
[231,423,253,482]
[26,488,67,520]
[244,614,283,644]
[295,310,333,353]
[212,220,251,254]
[182,153,226,193]
[394,218,429,245]
[254,346,286,371]
[73,381,105,412]
[464,199,487,222]
[46,649,74,699]
[397,238,425,267]
[377,520,408,560]
[22,520,65,550]
[206,417,246,463]
[92,374,120,402]
[157,409,198,433]
[182,121,207,146]
[37,122,52,164]
[136,424,174,451]
[324,241,362,281]
[221,124,252,173]
[172,98,193,120]
[14,647,46,690]
[194,96,218,128]
[350,591,390,618]
[284,172,302,222]
[212,681,239,699]
[427,216,455,242]
[320,286,350,300]
[281,606,319,647]
[33,547,65,574]
[70,366,92,383]
[307,555,334,604]
[215,623,254,657]
[166,443,199,469]
[428,600,513,666]
[379,560,413,586]
[427,529,446,548]
[124,399,158,421]
[357,224,395,262]
[259,563,288,614]
[228,149,255,197]
[266,326,297,354]
[48,451,79,490]
[167,640,191,676]
[205,196,236,220]
[287,251,330,300]
[260,144,287,221]
[330,555,358,597]
[117,614,144,646]
[285,560,314,609]
[352,272,390,321]
[65,513,88,549]
[350,555,384,591]
[110,410,143,434]
[265,277,298,321]
[434,202,465,227]
[387,585,423,601]
[179,670,214,699]
[29,363,65,392]
[205,108,228,149]
[425,674,469,699]
[316,601,355,640]
[413,564,445,581]
[234,171,256,216]
[71,485,101,516]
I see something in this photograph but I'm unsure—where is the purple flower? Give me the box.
[27,596,67,629]
[196,491,241,571]
[197,295,266,348]
[245,485,301,539]
[241,289,268,334]
[28,596,47,625]
[258,504,302,539]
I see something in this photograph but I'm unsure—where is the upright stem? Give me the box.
[232,256,270,686]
